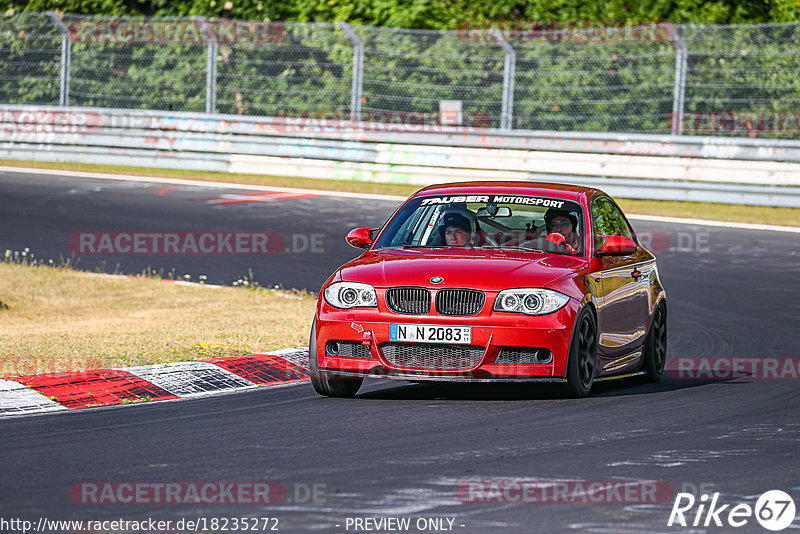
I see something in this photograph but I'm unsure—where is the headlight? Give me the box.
[493,288,569,316]
[324,282,378,309]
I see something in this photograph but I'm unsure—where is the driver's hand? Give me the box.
[546,232,566,246]
[546,233,578,254]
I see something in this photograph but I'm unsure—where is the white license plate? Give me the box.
[389,324,472,344]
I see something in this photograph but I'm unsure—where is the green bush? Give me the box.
[2,9,799,137]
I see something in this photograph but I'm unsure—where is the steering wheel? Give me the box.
[481,232,501,247]
[482,231,520,248]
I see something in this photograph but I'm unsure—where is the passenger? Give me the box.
[544,208,581,254]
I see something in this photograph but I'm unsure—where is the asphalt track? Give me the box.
[0,169,396,291]
[1,170,800,533]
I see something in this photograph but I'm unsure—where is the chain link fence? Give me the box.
[680,24,800,137]
[0,13,62,105]
[353,26,506,127]
[1,14,799,137]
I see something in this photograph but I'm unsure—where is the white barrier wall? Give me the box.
[2,105,800,206]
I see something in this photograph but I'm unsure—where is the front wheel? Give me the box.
[308,319,363,398]
[642,303,667,382]
[564,307,597,398]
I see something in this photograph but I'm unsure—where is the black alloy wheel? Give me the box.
[643,303,667,382]
[565,307,597,398]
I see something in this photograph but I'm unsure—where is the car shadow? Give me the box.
[354,375,742,401]
[591,376,749,397]
[357,381,566,401]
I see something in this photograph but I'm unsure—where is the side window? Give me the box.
[591,197,634,249]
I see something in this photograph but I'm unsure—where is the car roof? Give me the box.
[410,181,605,203]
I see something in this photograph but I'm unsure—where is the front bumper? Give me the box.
[314,298,579,381]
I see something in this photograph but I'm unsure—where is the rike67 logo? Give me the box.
[668,490,796,531]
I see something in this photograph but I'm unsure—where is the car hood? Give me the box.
[338,248,587,290]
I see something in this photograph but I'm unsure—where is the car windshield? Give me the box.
[373,193,584,256]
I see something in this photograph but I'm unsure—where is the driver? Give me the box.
[544,208,581,254]
[439,212,473,246]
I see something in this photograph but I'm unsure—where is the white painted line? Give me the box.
[0,165,407,202]
[627,214,800,233]
[121,362,255,397]
[0,379,67,415]
[168,280,224,289]
[83,272,130,280]
[82,272,224,288]
[3,165,798,233]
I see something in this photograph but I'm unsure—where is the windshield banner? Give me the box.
[420,195,566,208]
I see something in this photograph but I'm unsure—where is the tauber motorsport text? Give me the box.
[668,490,796,531]
[419,195,566,208]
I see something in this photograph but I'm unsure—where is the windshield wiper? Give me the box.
[473,245,544,252]
[382,245,445,249]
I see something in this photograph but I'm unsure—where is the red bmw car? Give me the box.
[310,182,667,398]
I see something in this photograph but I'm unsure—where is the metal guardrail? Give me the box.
[1,104,799,207]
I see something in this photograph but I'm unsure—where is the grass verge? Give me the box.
[2,159,799,227]
[0,262,316,378]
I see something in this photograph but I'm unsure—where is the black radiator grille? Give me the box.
[386,287,431,315]
[435,289,485,316]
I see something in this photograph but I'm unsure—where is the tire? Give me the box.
[642,303,667,382]
[308,319,363,398]
[564,307,597,398]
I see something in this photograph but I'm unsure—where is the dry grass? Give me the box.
[0,263,316,377]
[615,198,800,227]
[2,159,799,226]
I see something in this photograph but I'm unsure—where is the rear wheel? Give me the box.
[642,303,667,382]
[564,307,597,398]
[308,319,363,398]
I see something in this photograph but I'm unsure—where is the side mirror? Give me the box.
[596,235,637,256]
[345,227,377,249]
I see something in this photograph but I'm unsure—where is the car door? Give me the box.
[590,196,653,374]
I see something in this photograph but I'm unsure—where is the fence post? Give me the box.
[207,39,218,114]
[337,22,364,122]
[194,17,218,114]
[46,11,70,106]
[492,29,516,130]
[671,28,687,135]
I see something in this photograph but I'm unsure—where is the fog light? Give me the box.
[326,341,340,356]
